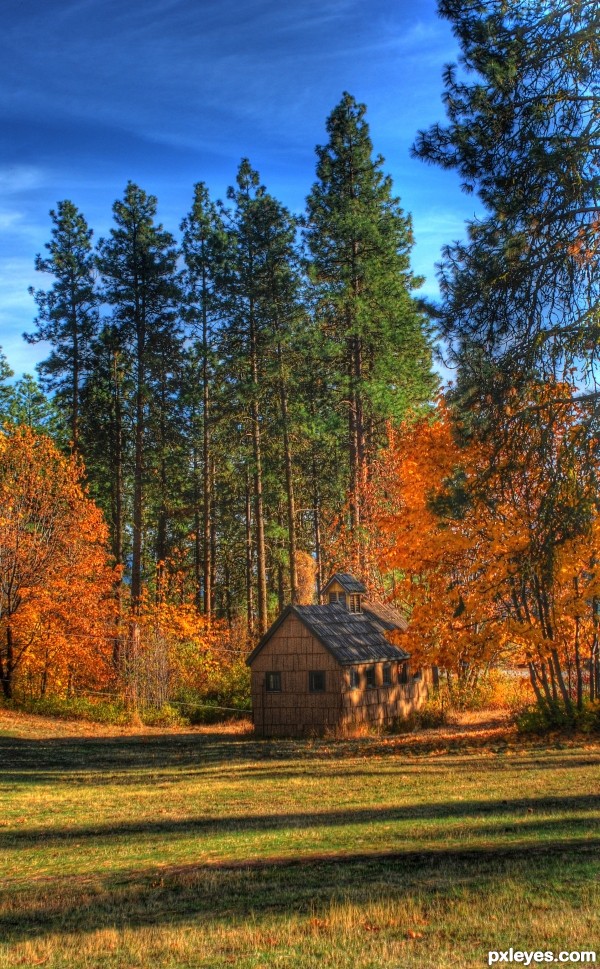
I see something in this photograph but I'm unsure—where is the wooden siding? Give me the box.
[250,614,343,737]
[340,664,430,729]
[250,612,430,737]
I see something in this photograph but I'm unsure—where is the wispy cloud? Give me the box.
[0,166,48,194]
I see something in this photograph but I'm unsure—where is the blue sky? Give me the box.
[0,0,476,377]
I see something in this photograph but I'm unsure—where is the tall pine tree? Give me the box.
[413,0,600,411]
[181,183,225,617]
[96,183,181,604]
[25,200,98,450]
[305,93,436,543]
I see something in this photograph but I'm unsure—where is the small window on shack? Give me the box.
[349,593,361,613]
[348,668,360,689]
[329,591,347,606]
[365,666,377,689]
[265,672,281,692]
[382,664,393,686]
[399,662,409,685]
[309,670,326,692]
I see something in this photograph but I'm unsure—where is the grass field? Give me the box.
[1,710,599,969]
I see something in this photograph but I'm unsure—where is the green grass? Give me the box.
[0,712,599,968]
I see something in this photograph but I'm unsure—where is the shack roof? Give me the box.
[362,599,409,633]
[246,603,409,667]
[322,573,367,595]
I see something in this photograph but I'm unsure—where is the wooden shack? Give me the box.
[247,573,430,737]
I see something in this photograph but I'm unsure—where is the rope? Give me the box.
[80,689,251,715]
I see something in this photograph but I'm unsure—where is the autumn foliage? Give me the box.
[366,388,600,721]
[118,584,248,714]
[0,427,248,714]
[0,426,117,699]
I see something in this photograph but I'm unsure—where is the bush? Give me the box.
[387,697,449,734]
[140,703,189,728]
[5,694,193,728]
[7,694,130,725]
[418,697,449,728]
[517,700,600,734]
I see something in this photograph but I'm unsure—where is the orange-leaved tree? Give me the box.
[0,426,117,699]
[368,387,600,720]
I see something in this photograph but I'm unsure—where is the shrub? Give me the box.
[517,700,600,734]
[387,697,449,734]
[140,703,189,728]
[6,694,129,725]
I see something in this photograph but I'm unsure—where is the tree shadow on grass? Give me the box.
[1,793,599,850]
[2,732,598,785]
[1,839,599,944]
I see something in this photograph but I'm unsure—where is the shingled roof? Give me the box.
[362,599,408,633]
[246,603,409,667]
[322,573,367,595]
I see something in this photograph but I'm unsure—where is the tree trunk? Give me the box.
[192,439,202,610]
[551,648,574,718]
[312,452,323,602]
[112,346,124,669]
[249,295,268,633]
[245,478,254,634]
[224,561,232,627]
[1,626,14,700]
[276,341,298,604]
[251,401,268,634]
[528,661,546,707]
[71,284,80,451]
[202,287,212,621]
[131,285,145,607]
[573,602,583,711]
[132,373,144,605]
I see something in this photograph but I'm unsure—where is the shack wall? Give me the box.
[340,664,431,730]
[250,613,431,737]
[250,614,344,736]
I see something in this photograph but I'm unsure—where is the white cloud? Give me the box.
[0,210,24,231]
[0,166,48,195]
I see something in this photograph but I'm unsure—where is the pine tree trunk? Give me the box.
[251,398,268,634]
[276,341,298,604]
[249,297,268,634]
[210,471,217,615]
[202,288,212,620]
[192,440,202,610]
[312,453,323,601]
[155,381,169,569]
[112,346,124,669]
[132,294,145,607]
[71,283,80,450]
[112,347,124,571]
[245,477,254,634]
[347,332,360,533]
[224,561,232,627]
